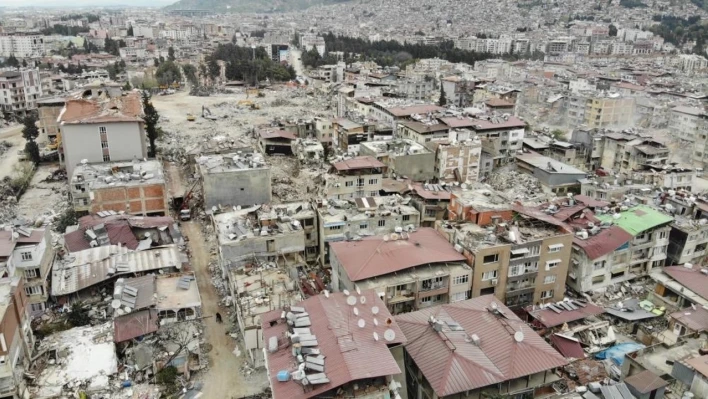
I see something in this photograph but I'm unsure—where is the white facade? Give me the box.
[0,69,43,116]
[0,35,45,58]
[132,25,155,38]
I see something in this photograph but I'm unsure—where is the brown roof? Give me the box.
[438,116,477,128]
[64,222,139,252]
[261,291,406,399]
[384,104,443,117]
[259,130,297,140]
[573,194,610,208]
[573,226,633,260]
[526,301,605,328]
[467,116,526,131]
[59,92,143,124]
[550,334,585,359]
[686,355,708,378]
[624,370,668,393]
[0,232,15,258]
[330,228,466,282]
[670,306,708,333]
[113,309,159,343]
[396,295,567,397]
[16,230,46,244]
[663,264,708,302]
[411,183,452,200]
[399,121,450,133]
[485,98,515,107]
[332,156,385,171]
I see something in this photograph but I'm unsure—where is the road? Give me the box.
[182,222,267,398]
[0,124,24,180]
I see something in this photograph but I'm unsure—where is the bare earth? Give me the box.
[0,125,24,180]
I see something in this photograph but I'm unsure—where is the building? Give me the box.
[0,277,33,399]
[580,165,696,202]
[359,139,435,182]
[624,369,669,399]
[369,101,444,131]
[316,195,420,266]
[446,183,512,225]
[397,120,450,144]
[69,159,168,216]
[261,290,408,399]
[325,156,385,200]
[0,34,45,57]
[650,263,708,309]
[58,93,146,179]
[437,215,573,309]
[396,295,567,399]
[330,228,471,315]
[258,129,297,156]
[426,133,482,183]
[409,183,452,228]
[678,54,708,75]
[36,97,65,144]
[0,69,43,119]
[0,228,54,314]
[197,152,272,210]
[516,152,587,194]
[212,204,307,277]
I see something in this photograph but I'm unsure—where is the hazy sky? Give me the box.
[1,0,174,6]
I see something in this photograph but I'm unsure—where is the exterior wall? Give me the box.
[219,232,305,268]
[668,225,708,266]
[326,172,383,199]
[436,143,482,183]
[12,230,53,312]
[89,183,168,215]
[0,279,33,399]
[0,35,45,57]
[390,152,436,182]
[410,197,449,228]
[37,102,63,141]
[62,122,147,178]
[202,168,272,209]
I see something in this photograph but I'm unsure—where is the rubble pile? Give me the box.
[486,169,544,200]
[0,140,11,156]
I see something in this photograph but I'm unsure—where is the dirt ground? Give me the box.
[13,163,68,224]
[0,124,24,180]
[181,221,268,399]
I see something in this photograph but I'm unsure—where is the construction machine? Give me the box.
[237,100,260,110]
[173,179,200,221]
[45,133,62,151]
[186,113,196,121]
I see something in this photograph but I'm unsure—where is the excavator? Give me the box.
[45,133,62,151]
[237,100,260,110]
[174,179,200,221]
[202,105,217,120]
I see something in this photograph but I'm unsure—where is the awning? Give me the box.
[510,248,530,255]
[548,243,565,251]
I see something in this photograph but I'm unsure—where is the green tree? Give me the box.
[6,55,19,69]
[127,25,134,37]
[22,114,41,164]
[439,85,447,106]
[609,24,618,36]
[155,60,182,86]
[142,91,160,157]
[168,46,176,62]
[21,59,27,68]
[551,129,566,140]
[67,302,90,327]
[182,63,198,85]
[123,81,132,91]
[208,59,220,80]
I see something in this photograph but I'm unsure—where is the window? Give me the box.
[25,286,43,296]
[546,259,561,269]
[592,275,605,284]
[359,222,368,229]
[451,291,470,303]
[103,154,111,162]
[21,252,32,261]
[548,243,564,253]
[101,140,109,149]
[544,275,556,284]
[402,215,410,221]
[378,220,386,227]
[425,209,437,217]
[482,270,498,281]
[529,246,540,256]
[593,260,606,270]
[30,303,45,312]
[328,225,342,231]
[345,181,353,187]
[453,275,469,285]
[24,268,39,279]
[483,254,499,264]
[370,191,378,196]
[357,178,365,187]
[541,290,554,299]
[509,264,523,277]
[368,178,378,185]
[420,296,432,303]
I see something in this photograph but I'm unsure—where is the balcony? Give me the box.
[505,285,535,298]
[418,282,448,298]
[387,292,415,304]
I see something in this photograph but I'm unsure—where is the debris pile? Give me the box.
[486,169,544,200]
[0,140,11,156]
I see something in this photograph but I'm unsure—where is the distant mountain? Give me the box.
[164,0,351,13]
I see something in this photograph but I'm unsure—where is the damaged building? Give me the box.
[359,139,435,182]
[197,151,272,210]
[325,156,385,200]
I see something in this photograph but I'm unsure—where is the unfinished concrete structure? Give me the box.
[197,152,272,210]
[447,183,512,225]
[359,139,435,181]
[426,132,482,183]
[70,159,168,216]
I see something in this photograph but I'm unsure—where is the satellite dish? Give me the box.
[373,332,379,341]
[346,296,357,306]
[514,331,525,343]
[384,329,396,342]
[355,285,361,295]
[383,235,390,241]
[343,289,350,296]
[353,307,359,316]
[323,290,329,298]
[373,318,379,326]
[357,319,366,328]
[391,233,399,240]
[124,306,132,313]
[111,299,121,309]
[372,306,380,315]
[115,308,125,316]
[360,296,366,305]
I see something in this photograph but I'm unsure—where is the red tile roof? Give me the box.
[331,156,385,171]
[384,104,443,117]
[16,230,45,244]
[259,130,297,140]
[669,306,708,333]
[573,195,610,208]
[330,228,466,282]
[550,334,585,359]
[663,264,708,302]
[572,226,633,260]
[261,291,406,399]
[396,295,567,397]
[526,301,605,328]
[113,309,159,343]
[64,222,139,252]
[624,370,668,394]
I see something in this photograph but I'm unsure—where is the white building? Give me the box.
[0,34,45,58]
[678,54,708,75]
[0,69,43,118]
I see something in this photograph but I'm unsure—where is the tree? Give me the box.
[439,85,447,106]
[127,25,134,37]
[6,55,19,69]
[142,91,160,157]
[22,114,41,164]
[123,81,132,91]
[609,24,618,36]
[551,129,566,140]
[168,46,176,62]
[182,63,198,85]
[67,302,90,327]
[155,60,182,86]
[21,59,27,68]
[207,59,220,81]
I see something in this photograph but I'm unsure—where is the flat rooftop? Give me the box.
[319,195,419,224]
[231,268,302,327]
[257,202,315,222]
[71,159,164,189]
[360,139,431,157]
[451,183,510,210]
[214,205,304,244]
[516,152,587,175]
[196,151,268,174]
[155,273,201,311]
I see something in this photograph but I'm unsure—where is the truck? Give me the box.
[179,209,191,221]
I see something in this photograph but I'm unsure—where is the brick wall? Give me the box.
[90,183,168,215]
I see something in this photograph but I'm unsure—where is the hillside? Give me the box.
[164,0,351,13]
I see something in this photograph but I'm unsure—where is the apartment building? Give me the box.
[580,165,696,202]
[666,196,708,267]
[0,277,33,399]
[325,156,385,199]
[427,133,482,183]
[409,183,451,228]
[447,183,512,225]
[397,120,450,144]
[69,159,168,216]
[516,153,587,194]
[37,97,65,144]
[329,228,471,315]
[0,69,43,119]
[359,139,435,182]
[566,93,636,129]
[437,216,573,309]
[316,195,420,266]
[0,34,45,57]
[58,92,146,178]
[197,151,272,209]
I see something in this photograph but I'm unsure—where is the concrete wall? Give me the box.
[392,152,435,182]
[62,122,147,178]
[220,232,305,265]
[202,168,272,209]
